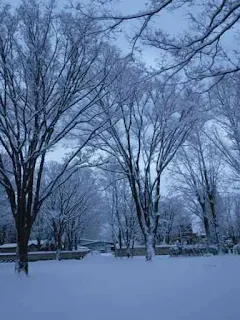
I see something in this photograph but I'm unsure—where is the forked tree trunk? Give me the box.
[15,227,30,275]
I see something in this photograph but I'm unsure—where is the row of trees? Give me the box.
[1,0,240,273]
[0,0,127,273]
[0,164,100,252]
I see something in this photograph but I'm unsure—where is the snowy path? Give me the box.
[0,254,240,320]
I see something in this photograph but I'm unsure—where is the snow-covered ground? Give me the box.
[1,254,240,320]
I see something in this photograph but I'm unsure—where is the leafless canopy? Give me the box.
[78,0,240,80]
[90,65,200,259]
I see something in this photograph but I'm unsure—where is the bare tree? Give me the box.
[103,194,119,255]
[0,185,13,245]
[91,69,199,260]
[220,193,240,245]
[211,74,240,180]
[42,163,97,259]
[156,197,190,245]
[173,130,223,250]
[80,0,240,80]
[0,0,123,274]
[104,172,140,257]
[31,211,48,250]
[156,198,176,245]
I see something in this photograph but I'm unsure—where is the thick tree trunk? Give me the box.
[209,196,222,254]
[15,228,29,275]
[203,216,210,243]
[145,232,155,261]
[213,216,223,254]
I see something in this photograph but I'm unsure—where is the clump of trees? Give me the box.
[1,0,240,274]
[0,0,124,274]
[41,164,99,258]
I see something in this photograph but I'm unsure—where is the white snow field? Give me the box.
[1,254,240,320]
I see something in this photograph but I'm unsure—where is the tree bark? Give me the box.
[208,195,222,253]
[145,232,155,261]
[37,238,41,251]
[131,240,135,258]
[212,215,222,253]
[126,244,131,258]
[118,229,122,250]
[74,237,78,251]
[15,227,30,275]
[203,216,210,243]
[56,233,62,260]
[68,241,73,251]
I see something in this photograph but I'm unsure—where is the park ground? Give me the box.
[1,254,240,320]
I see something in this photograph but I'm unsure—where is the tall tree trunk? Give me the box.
[113,242,117,258]
[66,231,73,251]
[213,215,222,253]
[126,243,131,258]
[56,233,62,260]
[209,195,222,253]
[145,232,155,261]
[68,240,73,251]
[15,227,30,275]
[0,226,6,245]
[118,229,122,249]
[74,236,78,251]
[203,216,210,244]
[131,239,135,258]
[37,238,41,251]
[166,233,170,245]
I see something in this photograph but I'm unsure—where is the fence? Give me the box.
[0,249,90,263]
[115,245,171,257]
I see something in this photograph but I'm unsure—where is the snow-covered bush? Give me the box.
[233,244,240,255]
[170,244,219,257]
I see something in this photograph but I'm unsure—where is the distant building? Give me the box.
[0,240,48,253]
[0,239,115,254]
[79,239,114,253]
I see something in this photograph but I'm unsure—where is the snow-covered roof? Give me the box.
[0,243,17,249]
[0,240,47,249]
[28,240,47,246]
[79,239,114,246]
